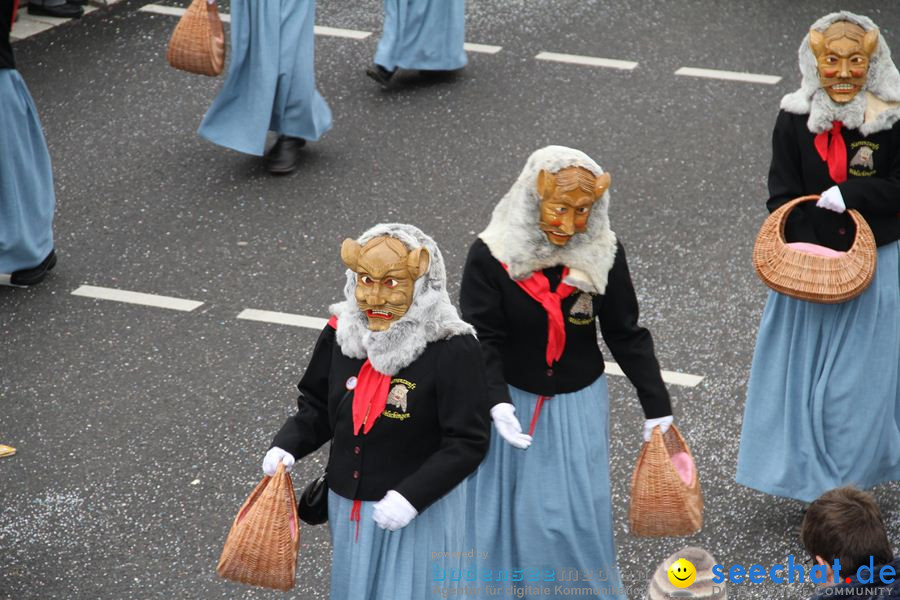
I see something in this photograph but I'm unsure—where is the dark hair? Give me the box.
[801,486,894,574]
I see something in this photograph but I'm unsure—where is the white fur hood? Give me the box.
[479,145,618,295]
[781,11,900,135]
[329,223,474,375]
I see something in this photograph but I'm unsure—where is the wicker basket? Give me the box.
[753,195,877,303]
[217,463,300,590]
[629,425,703,537]
[166,0,226,76]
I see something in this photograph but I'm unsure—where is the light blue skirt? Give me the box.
[328,485,466,600]
[736,241,900,502]
[374,0,467,72]
[0,69,55,274]
[198,0,332,156]
[463,376,627,599]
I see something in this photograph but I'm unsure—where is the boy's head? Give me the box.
[801,486,894,575]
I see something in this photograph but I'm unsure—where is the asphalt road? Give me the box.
[1,1,898,599]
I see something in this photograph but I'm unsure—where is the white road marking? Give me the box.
[604,362,703,388]
[237,308,704,387]
[313,25,372,40]
[535,52,638,71]
[139,4,372,39]
[237,309,329,330]
[674,67,781,85]
[71,285,204,312]
[464,42,502,55]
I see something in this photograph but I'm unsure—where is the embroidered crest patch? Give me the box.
[387,384,409,412]
[848,141,877,177]
[568,292,595,325]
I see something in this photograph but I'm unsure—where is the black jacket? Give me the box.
[768,109,900,249]
[271,325,490,513]
[1,0,15,70]
[459,237,671,419]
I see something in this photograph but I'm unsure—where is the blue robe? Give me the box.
[198,0,332,156]
[0,69,55,275]
[375,0,467,72]
[736,241,900,501]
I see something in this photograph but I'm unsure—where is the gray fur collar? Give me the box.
[479,146,618,295]
[329,223,474,375]
[780,11,900,135]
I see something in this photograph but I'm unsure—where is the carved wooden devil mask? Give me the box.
[810,21,879,104]
[536,166,611,246]
[340,236,430,331]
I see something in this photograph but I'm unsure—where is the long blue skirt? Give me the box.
[463,376,627,599]
[0,69,55,275]
[736,241,900,502]
[328,485,466,600]
[198,0,332,156]
[374,0,467,72]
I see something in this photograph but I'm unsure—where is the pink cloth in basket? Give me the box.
[786,242,846,258]
[670,451,694,486]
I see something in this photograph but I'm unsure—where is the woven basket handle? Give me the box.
[773,195,867,246]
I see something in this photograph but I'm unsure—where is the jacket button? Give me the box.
[352,470,360,479]
[838,227,847,235]
[354,446,361,455]
[546,368,554,377]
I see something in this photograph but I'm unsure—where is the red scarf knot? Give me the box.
[352,360,391,435]
[504,265,576,367]
[813,120,847,184]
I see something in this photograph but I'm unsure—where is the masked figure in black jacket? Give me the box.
[460,146,675,599]
[736,11,900,503]
[263,223,490,600]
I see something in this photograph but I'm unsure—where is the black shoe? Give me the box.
[66,0,89,5]
[27,3,84,18]
[264,135,306,175]
[10,250,57,286]
[365,64,395,87]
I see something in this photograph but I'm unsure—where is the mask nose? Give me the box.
[367,284,385,306]
[838,58,851,78]
[559,212,576,235]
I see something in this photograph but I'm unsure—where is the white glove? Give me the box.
[490,403,533,449]
[262,446,295,476]
[643,416,674,443]
[816,186,846,213]
[372,490,418,531]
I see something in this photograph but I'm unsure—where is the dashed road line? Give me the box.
[464,42,502,55]
[71,285,203,312]
[313,25,372,40]
[535,51,638,71]
[72,285,705,387]
[674,67,781,85]
[237,308,329,330]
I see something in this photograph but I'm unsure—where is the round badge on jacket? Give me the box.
[346,376,358,390]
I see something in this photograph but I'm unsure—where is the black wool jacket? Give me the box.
[1,0,14,70]
[459,237,671,419]
[271,325,490,513]
[768,109,900,249]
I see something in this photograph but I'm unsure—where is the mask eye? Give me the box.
[360,275,373,285]
[555,207,568,214]
[384,278,398,289]
[825,56,838,65]
[577,207,590,215]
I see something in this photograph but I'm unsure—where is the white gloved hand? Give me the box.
[490,403,533,449]
[372,490,418,531]
[643,416,674,443]
[262,446,295,476]
[816,186,846,213]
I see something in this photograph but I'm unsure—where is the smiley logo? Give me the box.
[667,558,696,588]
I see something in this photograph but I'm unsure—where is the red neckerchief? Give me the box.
[813,120,847,184]
[327,315,391,435]
[503,265,576,367]
[11,0,19,27]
